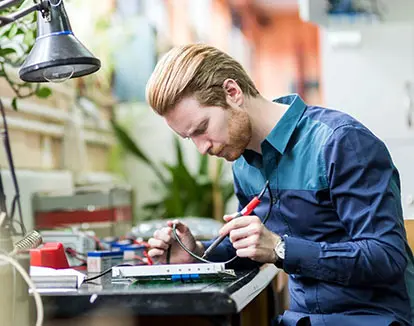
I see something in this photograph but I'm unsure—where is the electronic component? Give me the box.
[30,242,70,269]
[87,251,113,285]
[112,263,236,279]
[40,230,95,266]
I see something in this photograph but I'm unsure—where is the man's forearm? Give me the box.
[283,236,407,286]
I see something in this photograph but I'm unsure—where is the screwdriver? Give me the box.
[202,181,269,259]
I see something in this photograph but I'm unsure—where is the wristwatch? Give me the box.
[274,236,285,266]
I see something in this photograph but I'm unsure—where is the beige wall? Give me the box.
[0,76,113,173]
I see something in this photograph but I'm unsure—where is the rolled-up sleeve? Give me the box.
[283,125,408,286]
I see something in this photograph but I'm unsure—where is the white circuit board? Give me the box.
[112,263,233,278]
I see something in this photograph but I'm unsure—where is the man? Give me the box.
[145,43,414,326]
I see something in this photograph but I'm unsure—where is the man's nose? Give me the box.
[192,137,211,155]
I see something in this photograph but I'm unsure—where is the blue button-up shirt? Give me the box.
[203,94,414,326]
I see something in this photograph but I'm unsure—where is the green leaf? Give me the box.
[174,137,184,165]
[23,31,35,46]
[8,24,18,38]
[36,87,52,98]
[11,97,17,111]
[198,154,208,176]
[31,11,37,23]
[0,48,16,57]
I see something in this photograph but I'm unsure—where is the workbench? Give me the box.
[41,264,279,326]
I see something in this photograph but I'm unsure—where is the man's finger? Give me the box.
[153,227,172,243]
[167,220,189,234]
[232,234,259,249]
[147,248,165,258]
[228,226,253,243]
[148,238,169,250]
[219,216,254,236]
[236,247,259,260]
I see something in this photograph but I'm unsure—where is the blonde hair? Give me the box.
[146,43,259,116]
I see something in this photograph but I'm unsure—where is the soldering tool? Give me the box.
[202,180,270,259]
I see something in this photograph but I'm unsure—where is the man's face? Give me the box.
[164,96,251,161]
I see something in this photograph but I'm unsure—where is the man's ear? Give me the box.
[223,79,243,106]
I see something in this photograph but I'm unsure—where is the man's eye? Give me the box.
[191,121,209,137]
[193,130,203,136]
[194,126,206,135]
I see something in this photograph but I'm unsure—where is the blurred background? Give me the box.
[0,0,413,324]
[0,0,323,233]
[1,0,412,232]
[0,0,413,261]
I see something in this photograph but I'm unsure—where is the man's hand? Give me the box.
[220,214,281,263]
[147,219,204,264]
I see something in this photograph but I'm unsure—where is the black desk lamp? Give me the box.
[0,0,102,246]
[0,0,101,239]
[0,0,101,82]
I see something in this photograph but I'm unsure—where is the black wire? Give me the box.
[166,245,171,264]
[82,263,135,283]
[258,180,269,199]
[172,181,273,266]
[11,218,25,234]
[261,181,273,225]
[83,267,113,283]
[0,99,25,235]
[172,225,212,264]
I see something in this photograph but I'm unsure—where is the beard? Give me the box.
[210,107,252,161]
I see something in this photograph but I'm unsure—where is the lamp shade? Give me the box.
[19,1,100,82]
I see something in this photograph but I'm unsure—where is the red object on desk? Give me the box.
[30,242,70,269]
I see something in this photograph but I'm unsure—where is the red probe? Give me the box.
[202,181,269,259]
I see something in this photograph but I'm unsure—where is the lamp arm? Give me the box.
[0,0,49,28]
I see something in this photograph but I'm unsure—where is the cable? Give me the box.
[166,245,171,264]
[0,253,43,326]
[171,181,273,265]
[261,180,273,225]
[172,225,211,264]
[0,99,25,235]
[82,263,135,283]
[83,266,113,283]
[11,263,16,325]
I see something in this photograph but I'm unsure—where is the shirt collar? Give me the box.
[265,94,307,155]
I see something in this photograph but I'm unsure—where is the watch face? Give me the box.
[276,241,285,260]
